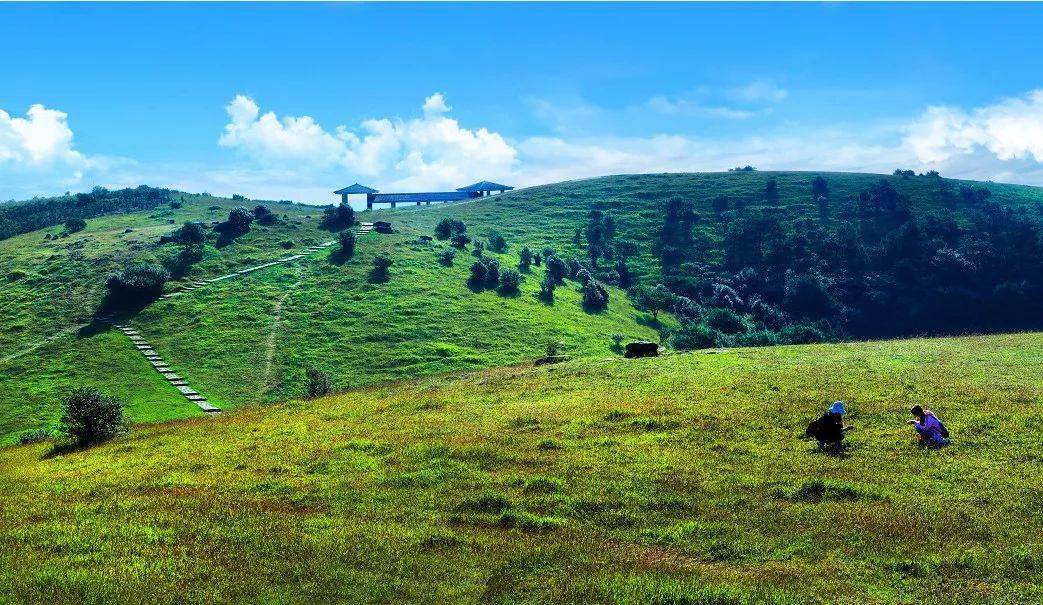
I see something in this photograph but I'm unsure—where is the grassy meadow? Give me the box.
[3,170,1043,444]
[2,333,1042,603]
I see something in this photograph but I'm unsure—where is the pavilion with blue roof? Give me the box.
[335,180,513,209]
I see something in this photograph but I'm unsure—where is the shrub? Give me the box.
[371,254,393,281]
[704,307,746,335]
[280,239,294,249]
[451,233,472,249]
[169,200,183,209]
[18,428,52,445]
[320,202,355,231]
[63,218,86,233]
[434,217,454,240]
[483,258,500,288]
[672,323,726,350]
[175,221,206,245]
[777,322,827,344]
[214,207,253,245]
[545,340,561,357]
[545,255,568,283]
[499,268,521,294]
[472,240,485,257]
[539,273,557,302]
[488,230,507,252]
[532,252,542,266]
[518,246,533,271]
[305,367,332,398]
[338,230,357,259]
[105,263,169,308]
[469,260,488,284]
[438,248,456,266]
[253,205,276,225]
[59,388,126,446]
[582,278,609,311]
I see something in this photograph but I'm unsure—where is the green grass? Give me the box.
[3,171,1042,443]
[2,332,1042,603]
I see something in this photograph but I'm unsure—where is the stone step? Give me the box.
[176,386,199,396]
[169,380,189,386]
[160,373,181,380]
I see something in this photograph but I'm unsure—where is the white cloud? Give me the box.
[422,92,452,116]
[0,104,123,199]
[904,89,1043,164]
[217,93,518,192]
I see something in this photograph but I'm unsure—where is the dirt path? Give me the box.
[263,267,302,393]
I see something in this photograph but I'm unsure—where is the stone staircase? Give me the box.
[113,324,221,414]
[159,222,373,300]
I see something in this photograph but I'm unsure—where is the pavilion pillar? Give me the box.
[366,195,373,210]
[341,194,348,204]
[390,201,396,209]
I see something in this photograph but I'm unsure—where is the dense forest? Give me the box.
[638,176,1043,348]
[0,186,174,240]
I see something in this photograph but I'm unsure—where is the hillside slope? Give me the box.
[3,170,1042,442]
[2,333,1042,604]
[0,189,662,441]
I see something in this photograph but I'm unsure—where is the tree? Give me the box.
[539,272,556,302]
[488,231,507,253]
[615,258,634,289]
[176,221,206,245]
[253,205,276,225]
[215,207,253,246]
[472,240,485,258]
[582,278,609,311]
[764,178,780,204]
[499,268,521,294]
[320,203,355,231]
[518,246,533,271]
[435,218,454,240]
[545,255,568,283]
[338,230,357,259]
[631,284,674,320]
[438,248,456,266]
[451,233,472,249]
[305,367,332,398]
[59,388,125,446]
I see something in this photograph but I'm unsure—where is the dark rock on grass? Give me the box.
[374,221,394,234]
[624,341,660,358]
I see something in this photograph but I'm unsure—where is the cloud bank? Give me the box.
[6,88,1043,202]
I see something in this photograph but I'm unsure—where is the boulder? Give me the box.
[624,341,660,358]
[374,221,394,234]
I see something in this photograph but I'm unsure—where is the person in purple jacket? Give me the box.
[907,405,951,447]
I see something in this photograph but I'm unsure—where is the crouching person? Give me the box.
[805,401,853,450]
[908,405,951,447]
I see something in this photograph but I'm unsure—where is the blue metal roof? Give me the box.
[371,191,477,203]
[334,183,378,195]
[457,181,514,192]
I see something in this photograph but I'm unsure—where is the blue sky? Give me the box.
[3,2,1043,202]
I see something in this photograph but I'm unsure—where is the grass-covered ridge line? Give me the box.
[2,332,1041,603]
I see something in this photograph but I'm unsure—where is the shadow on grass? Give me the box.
[809,441,853,459]
[369,268,390,284]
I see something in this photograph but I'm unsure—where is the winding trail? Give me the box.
[263,268,301,392]
[108,222,374,416]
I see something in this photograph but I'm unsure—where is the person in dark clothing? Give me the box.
[805,401,853,449]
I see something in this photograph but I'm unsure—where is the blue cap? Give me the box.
[829,401,846,415]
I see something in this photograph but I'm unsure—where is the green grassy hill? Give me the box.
[2,333,1041,604]
[3,171,1042,443]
